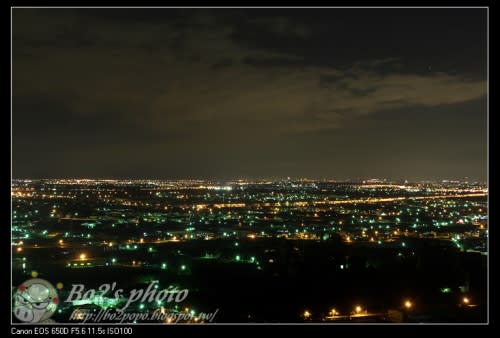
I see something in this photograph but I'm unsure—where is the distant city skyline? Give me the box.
[10,177,486,183]
[12,8,487,181]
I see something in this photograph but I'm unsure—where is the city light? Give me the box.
[11,178,487,323]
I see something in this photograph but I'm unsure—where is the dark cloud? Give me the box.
[242,56,306,68]
[211,59,234,69]
[12,8,487,181]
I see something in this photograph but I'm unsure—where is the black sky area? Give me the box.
[12,7,487,181]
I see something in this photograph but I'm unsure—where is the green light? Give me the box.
[181,265,186,271]
[111,258,117,263]
[250,257,255,262]
[139,303,145,310]
[161,263,167,269]
[234,242,239,247]
[235,255,240,261]
[148,247,153,252]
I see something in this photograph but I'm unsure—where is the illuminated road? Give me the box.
[311,193,487,206]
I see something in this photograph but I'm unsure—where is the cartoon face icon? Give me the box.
[13,278,58,323]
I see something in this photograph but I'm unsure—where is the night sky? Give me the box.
[12,8,487,181]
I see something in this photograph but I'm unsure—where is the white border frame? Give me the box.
[10,5,489,326]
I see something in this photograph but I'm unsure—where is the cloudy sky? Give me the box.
[12,8,487,181]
